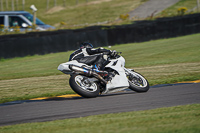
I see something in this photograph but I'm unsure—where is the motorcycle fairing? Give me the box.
[58,56,129,91]
[105,56,129,90]
[106,71,129,91]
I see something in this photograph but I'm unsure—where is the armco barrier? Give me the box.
[0,29,108,58]
[0,13,200,59]
[107,14,200,45]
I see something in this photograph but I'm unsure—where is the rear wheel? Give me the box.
[127,70,149,92]
[69,74,100,98]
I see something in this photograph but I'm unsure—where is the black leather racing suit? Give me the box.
[69,47,111,70]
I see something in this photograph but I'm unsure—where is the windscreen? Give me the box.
[22,13,45,25]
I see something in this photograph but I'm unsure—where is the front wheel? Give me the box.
[69,74,100,98]
[127,70,149,92]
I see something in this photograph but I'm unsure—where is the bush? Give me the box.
[177,7,188,15]
[120,14,130,20]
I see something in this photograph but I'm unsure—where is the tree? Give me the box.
[12,0,15,11]
[22,0,25,11]
[54,0,56,7]
[0,0,3,11]
[47,0,49,10]
[63,0,66,7]
[16,0,18,10]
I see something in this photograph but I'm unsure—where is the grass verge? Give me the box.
[0,33,200,103]
[158,0,198,17]
[0,104,200,133]
[1,0,199,34]
[2,0,145,28]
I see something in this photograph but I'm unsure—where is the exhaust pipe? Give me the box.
[69,65,107,84]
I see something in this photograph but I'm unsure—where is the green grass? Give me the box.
[1,0,145,28]
[0,104,200,133]
[158,0,198,17]
[0,0,198,35]
[0,33,200,103]
[2,0,197,29]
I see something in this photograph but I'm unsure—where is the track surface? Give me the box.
[129,0,180,18]
[0,83,200,126]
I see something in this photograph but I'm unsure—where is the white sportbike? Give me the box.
[58,52,149,98]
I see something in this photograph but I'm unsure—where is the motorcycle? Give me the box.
[58,52,149,98]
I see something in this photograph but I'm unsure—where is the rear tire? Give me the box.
[127,71,149,92]
[69,74,100,98]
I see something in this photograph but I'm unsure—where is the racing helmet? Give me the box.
[80,42,93,49]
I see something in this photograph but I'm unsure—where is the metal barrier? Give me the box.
[0,13,200,59]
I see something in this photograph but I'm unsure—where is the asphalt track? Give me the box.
[129,0,180,18]
[0,83,200,126]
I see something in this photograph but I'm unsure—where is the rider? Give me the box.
[69,42,117,80]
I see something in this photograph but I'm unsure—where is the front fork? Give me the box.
[124,68,141,80]
[124,68,144,86]
[124,68,134,76]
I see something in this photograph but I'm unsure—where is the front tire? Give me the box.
[69,74,100,98]
[127,70,149,92]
